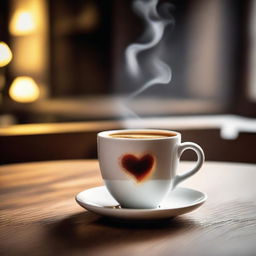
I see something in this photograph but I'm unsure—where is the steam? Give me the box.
[125,0,174,99]
[128,59,171,99]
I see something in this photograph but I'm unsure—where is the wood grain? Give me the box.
[0,160,256,256]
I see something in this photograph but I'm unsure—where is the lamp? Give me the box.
[9,76,40,103]
[9,10,36,36]
[0,42,13,67]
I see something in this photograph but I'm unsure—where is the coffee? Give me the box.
[109,131,176,139]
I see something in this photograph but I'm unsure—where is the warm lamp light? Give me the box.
[9,10,36,36]
[0,42,13,67]
[9,76,40,103]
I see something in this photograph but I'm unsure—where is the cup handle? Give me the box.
[173,142,205,188]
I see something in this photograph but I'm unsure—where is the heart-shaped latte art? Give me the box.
[121,154,155,182]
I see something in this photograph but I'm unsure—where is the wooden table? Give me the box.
[0,160,255,256]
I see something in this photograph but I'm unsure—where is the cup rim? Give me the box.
[97,129,180,141]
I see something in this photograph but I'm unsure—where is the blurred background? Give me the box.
[0,0,255,124]
[0,0,256,164]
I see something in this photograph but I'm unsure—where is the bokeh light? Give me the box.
[9,10,36,36]
[9,76,40,103]
[0,42,13,67]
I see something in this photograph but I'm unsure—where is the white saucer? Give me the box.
[75,186,207,220]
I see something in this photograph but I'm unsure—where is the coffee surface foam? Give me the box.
[109,132,176,139]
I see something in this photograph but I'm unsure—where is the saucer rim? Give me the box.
[75,186,207,212]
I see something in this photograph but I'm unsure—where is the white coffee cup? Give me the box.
[97,129,204,209]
